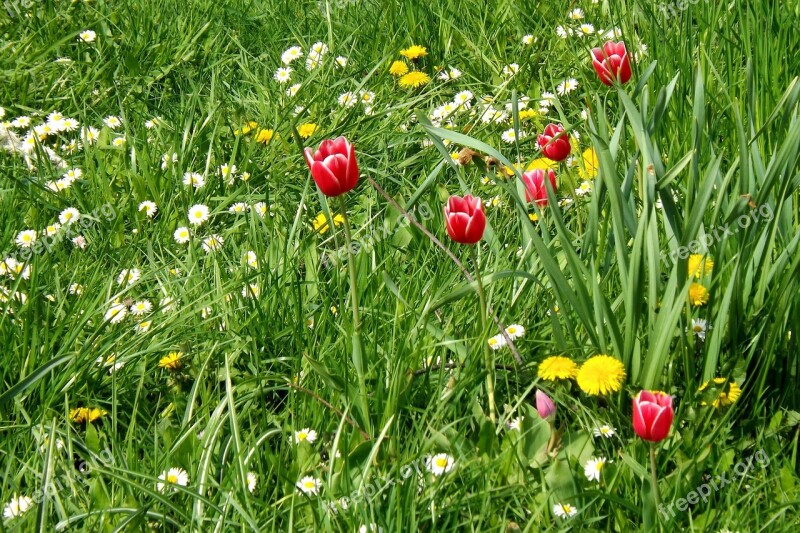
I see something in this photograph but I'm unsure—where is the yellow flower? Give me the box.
[518,109,541,121]
[297,123,319,139]
[389,60,409,77]
[576,355,626,395]
[688,254,714,278]
[312,212,344,234]
[399,45,427,60]
[578,148,599,179]
[688,283,710,306]
[526,158,557,171]
[538,356,578,381]
[528,213,539,222]
[698,378,741,408]
[159,351,183,371]
[398,71,431,89]
[234,121,258,135]
[255,128,275,144]
[70,407,108,424]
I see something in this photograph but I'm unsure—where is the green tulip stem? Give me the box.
[650,443,661,507]
[471,245,496,424]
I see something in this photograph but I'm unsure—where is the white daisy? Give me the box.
[584,457,609,482]
[568,8,584,20]
[504,324,525,339]
[522,34,534,45]
[553,503,578,518]
[281,46,303,65]
[575,181,592,196]
[202,235,224,253]
[3,494,33,519]
[246,472,258,493]
[174,226,191,244]
[117,268,141,285]
[502,63,520,77]
[157,467,189,493]
[296,476,321,495]
[335,56,348,67]
[15,230,36,248]
[104,302,128,324]
[129,300,152,316]
[690,318,710,341]
[188,204,210,226]
[507,416,523,431]
[183,171,205,188]
[338,91,358,108]
[138,201,158,218]
[425,453,455,476]
[578,23,595,36]
[274,67,292,84]
[488,334,507,350]
[103,116,122,129]
[59,208,80,225]
[557,78,579,95]
[294,428,318,444]
[592,424,617,438]
[286,83,301,97]
[78,30,96,43]
[501,128,523,144]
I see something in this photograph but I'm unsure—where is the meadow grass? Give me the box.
[1,0,799,531]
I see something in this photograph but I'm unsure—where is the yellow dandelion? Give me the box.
[399,45,427,60]
[159,351,183,371]
[698,378,741,408]
[518,109,541,121]
[297,123,319,139]
[528,213,539,222]
[389,60,409,77]
[255,128,275,144]
[398,71,431,89]
[688,283,710,306]
[312,212,344,234]
[538,356,578,381]
[578,148,599,179]
[688,254,714,278]
[576,355,626,395]
[70,407,108,424]
[234,121,258,136]
[526,158,558,171]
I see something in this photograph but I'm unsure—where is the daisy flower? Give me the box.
[3,495,33,519]
[294,428,318,444]
[360,91,376,105]
[245,251,258,268]
[507,416,523,431]
[335,56,348,67]
[425,453,455,476]
[117,268,141,285]
[584,457,609,482]
[578,24,595,36]
[309,41,329,58]
[174,226,191,244]
[188,204,210,226]
[487,334,507,350]
[522,34,534,45]
[104,302,128,323]
[453,90,473,108]
[103,116,122,129]
[59,207,80,225]
[183,171,205,188]
[338,91,358,107]
[253,202,268,218]
[502,63,520,77]
[112,137,126,147]
[246,472,258,493]
[219,163,237,180]
[296,476,321,495]
[138,201,158,218]
[568,8,584,20]
[81,126,100,145]
[274,67,292,84]
[15,230,36,248]
[281,46,303,65]
[130,300,152,316]
[553,503,578,518]
[241,284,260,298]
[286,84,301,97]
[228,202,249,214]
[593,424,617,438]
[202,235,224,253]
[575,181,592,196]
[135,321,152,333]
[557,78,579,95]
[576,355,626,395]
[501,128,524,144]
[157,467,189,493]
[504,324,525,339]
[690,318,710,340]
[78,30,96,43]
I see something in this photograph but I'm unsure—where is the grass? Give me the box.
[1,0,799,531]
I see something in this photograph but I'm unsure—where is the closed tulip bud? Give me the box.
[537,124,571,162]
[535,389,556,419]
[521,169,557,205]
[632,390,674,442]
[591,41,632,86]
[443,194,486,244]
[303,136,359,197]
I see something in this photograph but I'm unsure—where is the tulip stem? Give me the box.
[338,196,370,435]
[649,443,661,507]
[471,246,496,424]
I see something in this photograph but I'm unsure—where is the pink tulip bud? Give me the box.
[536,390,556,420]
[591,41,632,86]
[537,124,571,162]
[443,194,486,245]
[521,169,557,206]
[632,390,674,442]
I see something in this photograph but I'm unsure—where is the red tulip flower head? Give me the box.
[444,195,486,245]
[535,390,556,420]
[537,124,571,162]
[591,41,632,86]
[303,136,359,197]
[521,169,557,206]
[633,390,674,443]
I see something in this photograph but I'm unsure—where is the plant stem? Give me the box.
[471,246,496,424]
[338,196,371,435]
[649,443,661,507]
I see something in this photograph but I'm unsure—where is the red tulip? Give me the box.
[537,124,571,162]
[303,136,359,197]
[535,390,556,419]
[521,169,557,206]
[444,195,485,244]
[591,41,632,86]
[633,390,674,442]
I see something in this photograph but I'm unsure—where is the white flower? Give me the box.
[173,226,191,244]
[228,202,249,214]
[578,23,595,36]
[453,90,473,109]
[310,41,329,57]
[294,428,318,444]
[335,56,348,67]
[59,207,80,225]
[112,137,126,147]
[360,91,376,105]
[219,164,237,180]
[690,318,710,341]
[286,83,301,97]
[557,78,579,95]
[246,472,258,493]
[183,171,205,188]
[161,152,178,169]
[305,57,320,71]
[130,300,152,316]
[103,116,122,129]
[281,46,303,65]
[592,424,617,438]
[555,25,572,39]
[553,503,578,518]
[338,91,358,108]
[584,457,609,482]
[274,67,292,84]
[501,128,523,144]
[79,30,96,43]
[437,67,461,81]
[188,204,210,226]
[487,334,507,350]
[522,34,534,45]
[104,302,128,324]
[568,8,584,20]
[502,63,520,77]
[507,416,523,431]
[138,201,158,218]
[253,202,268,218]
[117,268,141,285]
[575,181,592,196]
[3,494,33,519]
[202,235,224,253]
[15,230,36,248]
[425,453,455,476]
[504,324,525,339]
[157,467,189,493]
[245,251,258,268]
[296,476,321,495]
[81,126,100,145]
